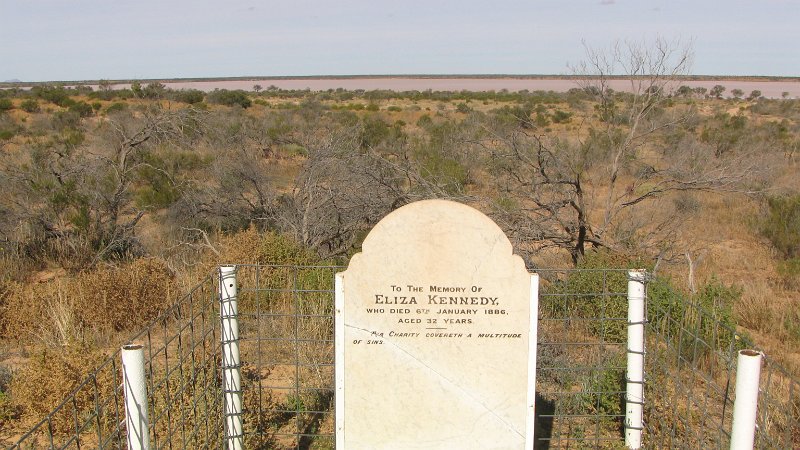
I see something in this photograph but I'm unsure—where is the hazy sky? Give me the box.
[1,0,798,82]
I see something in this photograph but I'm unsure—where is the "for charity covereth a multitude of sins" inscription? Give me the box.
[335,199,538,450]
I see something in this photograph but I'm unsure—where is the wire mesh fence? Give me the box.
[9,273,223,450]
[7,264,800,449]
[645,283,800,449]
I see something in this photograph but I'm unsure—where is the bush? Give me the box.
[208,89,251,108]
[580,354,626,418]
[31,85,73,107]
[784,306,800,343]
[20,99,40,113]
[68,101,94,117]
[649,276,742,365]
[172,89,205,104]
[777,257,800,290]
[551,109,573,123]
[0,98,13,112]
[9,343,112,434]
[760,195,800,259]
[105,101,127,114]
[216,228,323,267]
[553,250,643,342]
[1,258,176,340]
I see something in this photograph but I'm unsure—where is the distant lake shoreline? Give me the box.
[3,76,799,98]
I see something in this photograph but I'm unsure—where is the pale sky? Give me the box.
[1,0,798,82]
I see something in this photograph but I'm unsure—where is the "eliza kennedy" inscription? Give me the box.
[374,294,500,305]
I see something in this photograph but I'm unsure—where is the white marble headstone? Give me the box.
[335,199,538,449]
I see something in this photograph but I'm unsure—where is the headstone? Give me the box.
[335,199,538,449]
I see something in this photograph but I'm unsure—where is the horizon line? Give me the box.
[3,73,800,86]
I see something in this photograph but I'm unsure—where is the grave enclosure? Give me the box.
[335,199,538,449]
[9,199,798,450]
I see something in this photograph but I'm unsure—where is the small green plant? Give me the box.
[760,195,800,259]
[580,354,625,418]
[784,306,800,343]
[777,258,800,290]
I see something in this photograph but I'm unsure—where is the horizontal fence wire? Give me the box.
[7,264,800,449]
[8,273,224,450]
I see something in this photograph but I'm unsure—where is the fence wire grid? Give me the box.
[7,264,800,449]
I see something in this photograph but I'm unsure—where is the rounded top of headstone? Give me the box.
[348,199,526,277]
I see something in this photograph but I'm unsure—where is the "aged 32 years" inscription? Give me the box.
[335,199,539,450]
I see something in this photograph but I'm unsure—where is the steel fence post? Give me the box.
[122,344,151,450]
[219,265,243,450]
[625,270,647,449]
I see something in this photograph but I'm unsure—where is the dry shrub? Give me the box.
[1,258,176,342]
[735,284,777,334]
[215,227,322,267]
[0,280,68,343]
[9,343,113,435]
[77,258,175,331]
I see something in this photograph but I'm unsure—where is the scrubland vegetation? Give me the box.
[0,54,799,439]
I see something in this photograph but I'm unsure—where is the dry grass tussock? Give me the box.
[1,258,176,346]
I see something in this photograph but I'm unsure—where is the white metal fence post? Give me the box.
[625,269,647,449]
[730,349,763,450]
[219,265,243,450]
[121,344,150,450]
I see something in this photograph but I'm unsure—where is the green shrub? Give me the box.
[777,258,800,290]
[105,101,127,114]
[760,195,800,259]
[548,250,743,365]
[0,98,13,111]
[19,99,40,113]
[31,85,72,106]
[208,89,251,108]
[547,250,645,342]
[784,306,800,343]
[551,109,573,123]
[580,354,625,418]
[172,89,205,104]
[648,276,743,365]
[68,101,93,117]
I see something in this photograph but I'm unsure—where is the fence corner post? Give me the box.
[625,269,647,449]
[121,344,150,450]
[219,265,243,450]
[730,349,763,450]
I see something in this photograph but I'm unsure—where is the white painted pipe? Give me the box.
[121,344,150,450]
[525,274,540,448]
[334,273,345,449]
[730,350,763,450]
[625,269,647,449]
[219,265,243,450]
